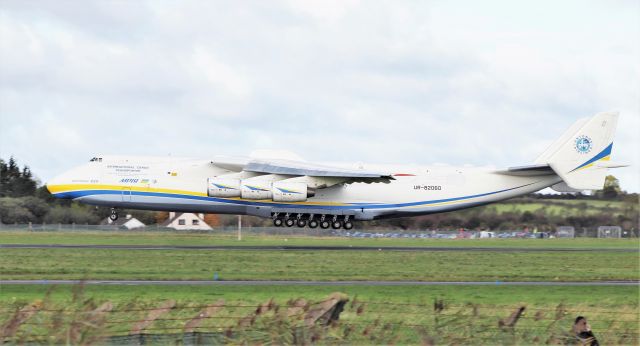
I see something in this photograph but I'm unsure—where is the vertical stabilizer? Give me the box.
[538,111,619,190]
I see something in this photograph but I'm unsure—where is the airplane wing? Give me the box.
[244,159,392,179]
[211,157,394,189]
[210,156,250,172]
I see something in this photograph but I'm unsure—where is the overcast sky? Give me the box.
[1,0,638,192]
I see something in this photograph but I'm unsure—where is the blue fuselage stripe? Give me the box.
[54,182,537,210]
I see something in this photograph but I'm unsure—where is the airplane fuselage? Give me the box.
[47,155,561,221]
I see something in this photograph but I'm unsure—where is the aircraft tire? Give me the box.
[296,219,307,228]
[343,221,354,230]
[320,221,330,229]
[331,221,342,229]
[308,220,318,228]
[273,218,283,227]
[109,213,118,221]
[285,219,295,227]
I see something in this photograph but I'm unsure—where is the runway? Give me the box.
[1,244,637,252]
[1,280,637,286]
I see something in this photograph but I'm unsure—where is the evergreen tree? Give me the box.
[0,157,37,197]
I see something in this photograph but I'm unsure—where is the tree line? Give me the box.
[0,156,637,232]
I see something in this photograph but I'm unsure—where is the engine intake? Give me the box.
[210,176,316,202]
[241,180,273,200]
[207,178,241,197]
[272,182,310,202]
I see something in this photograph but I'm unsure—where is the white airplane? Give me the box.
[47,112,626,230]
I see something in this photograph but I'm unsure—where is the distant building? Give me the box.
[556,226,575,238]
[101,214,145,230]
[162,212,213,230]
[479,231,495,238]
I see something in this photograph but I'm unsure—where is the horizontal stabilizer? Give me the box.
[494,164,555,176]
[593,161,629,169]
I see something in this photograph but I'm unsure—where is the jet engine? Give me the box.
[272,181,310,202]
[241,180,273,200]
[207,178,241,197]
[210,174,318,202]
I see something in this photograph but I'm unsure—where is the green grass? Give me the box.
[2,284,637,312]
[492,199,634,216]
[0,231,638,249]
[1,285,637,344]
[1,247,638,281]
[1,230,638,344]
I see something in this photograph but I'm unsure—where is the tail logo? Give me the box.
[574,135,593,154]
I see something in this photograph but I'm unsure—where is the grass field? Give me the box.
[1,231,638,344]
[3,284,638,307]
[0,232,638,281]
[1,285,638,344]
[1,248,638,281]
[492,199,634,216]
[0,231,638,249]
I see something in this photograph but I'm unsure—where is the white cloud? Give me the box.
[0,0,638,191]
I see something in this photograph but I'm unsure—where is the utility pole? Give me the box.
[237,215,242,241]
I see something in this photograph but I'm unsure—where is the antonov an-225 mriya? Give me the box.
[47,112,626,230]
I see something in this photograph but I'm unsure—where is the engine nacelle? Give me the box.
[241,180,273,200]
[207,178,241,197]
[272,182,308,202]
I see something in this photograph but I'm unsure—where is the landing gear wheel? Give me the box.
[273,218,283,227]
[308,220,319,229]
[343,221,354,230]
[320,220,330,229]
[109,209,118,221]
[296,219,307,228]
[285,219,295,227]
[331,221,342,229]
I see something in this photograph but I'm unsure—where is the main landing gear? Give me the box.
[272,213,355,230]
[109,208,119,221]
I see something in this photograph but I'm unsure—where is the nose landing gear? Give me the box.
[109,208,118,221]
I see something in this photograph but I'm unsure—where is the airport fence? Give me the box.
[0,223,636,238]
[1,289,638,345]
[0,223,341,237]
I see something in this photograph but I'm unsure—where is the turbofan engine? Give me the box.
[207,177,241,197]
[208,175,316,202]
[272,181,312,202]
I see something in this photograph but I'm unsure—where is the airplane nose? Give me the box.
[46,173,68,198]
[45,180,55,194]
[46,177,58,195]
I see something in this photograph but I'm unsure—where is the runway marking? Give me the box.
[1,280,637,286]
[1,244,637,252]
